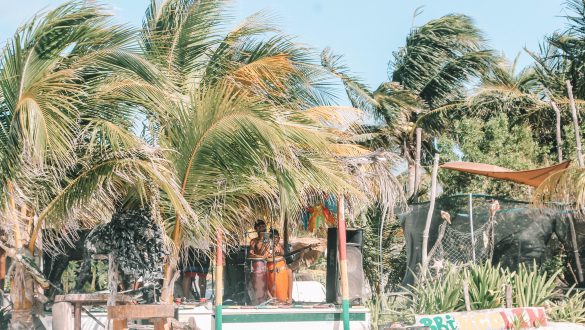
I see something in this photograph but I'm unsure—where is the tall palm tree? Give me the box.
[139,0,405,301]
[324,14,494,199]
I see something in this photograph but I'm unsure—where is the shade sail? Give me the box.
[440,161,571,187]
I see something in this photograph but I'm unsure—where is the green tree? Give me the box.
[324,14,494,200]
[437,113,546,200]
[0,2,190,326]
[140,0,404,301]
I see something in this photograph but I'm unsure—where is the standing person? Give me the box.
[182,246,210,301]
[248,220,269,304]
[267,229,293,304]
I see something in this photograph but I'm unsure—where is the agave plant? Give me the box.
[464,262,509,310]
[513,261,561,307]
[548,286,585,324]
[405,265,465,315]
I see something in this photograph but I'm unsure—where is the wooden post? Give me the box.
[505,284,513,308]
[569,215,584,283]
[215,230,223,330]
[74,303,81,330]
[567,80,584,167]
[469,194,476,262]
[422,154,440,266]
[414,127,423,200]
[566,80,585,282]
[107,253,119,329]
[337,194,350,330]
[52,302,74,329]
[463,282,471,311]
[0,247,5,289]
[550,99,564,162]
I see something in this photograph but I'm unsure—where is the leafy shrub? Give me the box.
[61,261,80,293]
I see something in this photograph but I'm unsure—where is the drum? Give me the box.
[266,258,290,303]
[247,258,267,304]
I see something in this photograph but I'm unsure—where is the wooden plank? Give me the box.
[108,304,176,320]
[55,293,132,304]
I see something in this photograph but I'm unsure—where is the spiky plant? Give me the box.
[464,262,509,310]
[513,261,560,307]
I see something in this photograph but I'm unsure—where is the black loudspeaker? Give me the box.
[326,228,364,304]
[223,246,247,302]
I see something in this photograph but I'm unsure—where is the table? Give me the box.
[55,293,133,330]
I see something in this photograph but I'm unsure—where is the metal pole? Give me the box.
[469,193,476,262]
[337,194,350,330]
[215,231,223,330]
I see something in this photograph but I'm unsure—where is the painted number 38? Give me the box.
[419,315,457,330]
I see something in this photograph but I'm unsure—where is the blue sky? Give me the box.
[0,0,568,90]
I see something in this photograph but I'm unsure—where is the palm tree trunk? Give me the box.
[566,80,584,167]
[414,128,423,201]
[6,182,34,329]
[421,154,439,268]
[407,163,416,198]
[550,99,563,162]
[160,254,177,303]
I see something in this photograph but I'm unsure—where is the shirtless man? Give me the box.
[248,220,269,259]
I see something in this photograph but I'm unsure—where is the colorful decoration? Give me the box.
[306,203,336,232]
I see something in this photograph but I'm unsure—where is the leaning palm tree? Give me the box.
[0,2,192,327]
[324,14,494,199]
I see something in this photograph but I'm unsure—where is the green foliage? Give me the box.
[62,260,109,294]
[540,251,567,283]
[513,261,561,307]
[81,260,108,293]
[397,261,562,319]
[93,260,108,291]
[548,287,585,324]
[438,113,547,199]
[61,261,80,294]
[406,266,465,315]
[464,262,508,310]
[362,208,406,295]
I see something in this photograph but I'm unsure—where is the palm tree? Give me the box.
[0,2,191,326]
[140,0,405,301]
[324,14,494,200]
